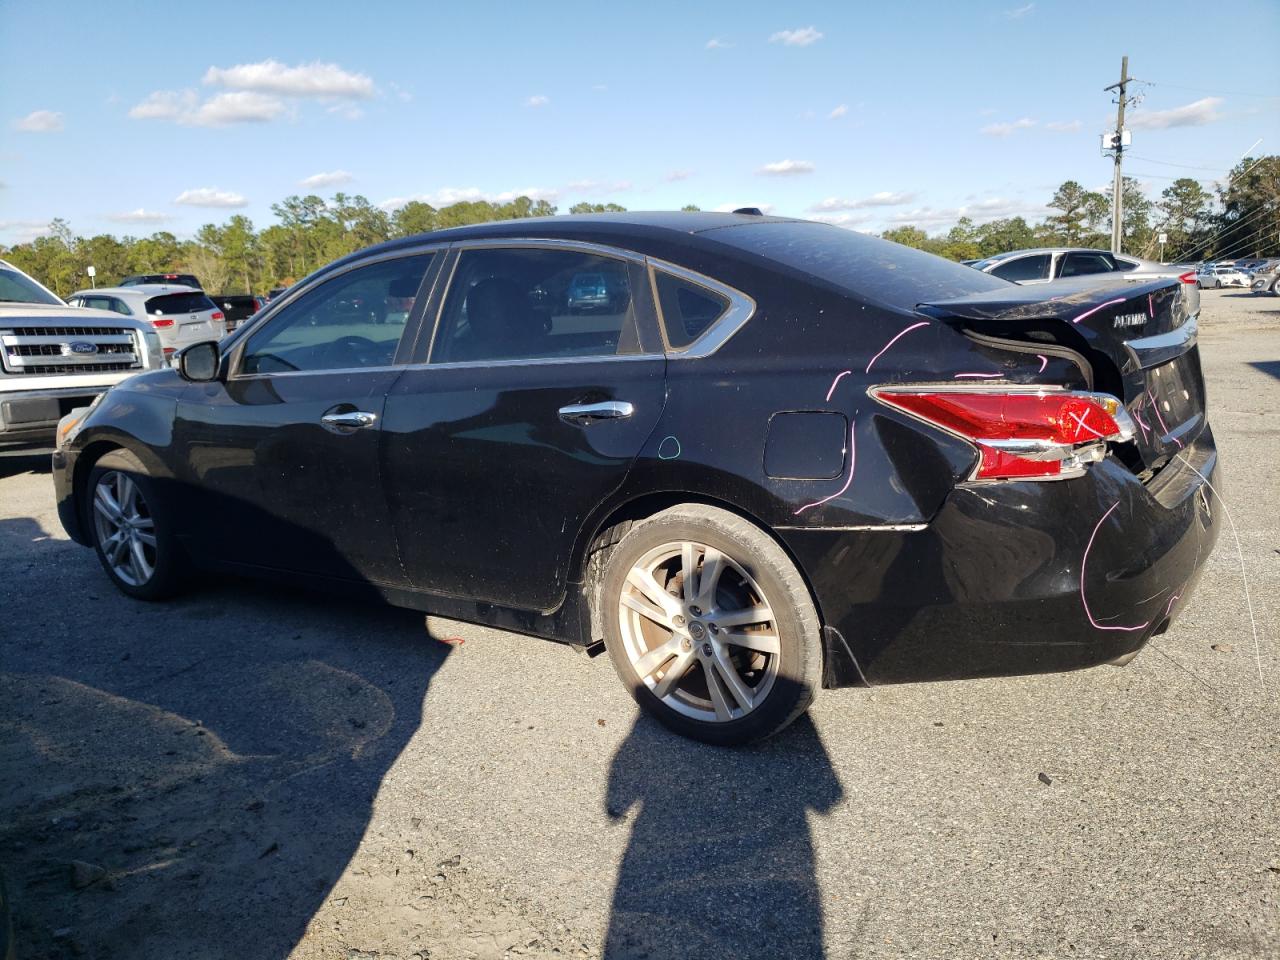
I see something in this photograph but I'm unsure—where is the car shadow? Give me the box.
[1247,360,1280,381]
[0,511,451,958]
[0,444,52,481]
[602,708,843,960]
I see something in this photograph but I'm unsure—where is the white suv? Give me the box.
[1194,264,1249,289]
[68,284,225,359]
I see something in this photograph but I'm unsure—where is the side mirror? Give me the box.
[178,341,220,382]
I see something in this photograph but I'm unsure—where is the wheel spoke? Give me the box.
[704,663,735,721]
[714,605,774,629]
[626,568,681,618]
[681,542,698,602]
[130,537,152,580]
[94,485,123,523]
[133,516,154,531]
[709,648,754,713]
[117,474,137,516]
[694,548,724,610]
[652,650,696,699]
[622,593,673,633]
[634,636,682,679]
[109,534,131,566]
[135,530,157,548]
[722,630,780,655]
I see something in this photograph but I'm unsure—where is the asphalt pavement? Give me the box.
[1,288,1277,959]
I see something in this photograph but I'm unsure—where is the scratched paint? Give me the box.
[657,436,682,460]
[794,421,856,516]
[1036,354,1048,373]
[864,321,929,373]
[954,372,1002,379]
[1072,296,1127,325]
[1080,502,1151,633]
[1145,387,1184,448]
[825,370,852,403]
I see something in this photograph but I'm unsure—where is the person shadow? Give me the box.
[603,707,843,960]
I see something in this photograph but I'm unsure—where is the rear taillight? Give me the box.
[873,388,1135,481]
[163,347,176,356]
[1179,271,1197,284]
[211,311,224,321]
[150,318,175,328]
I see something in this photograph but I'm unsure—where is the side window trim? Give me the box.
[418,239,663,367]
[647,257,756,359]
[226,245,444,379]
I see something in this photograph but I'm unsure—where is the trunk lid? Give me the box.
[919,275,1203,478]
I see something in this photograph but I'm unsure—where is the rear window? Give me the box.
[144,292,215,315]
[704,220,1008,310]
[991,254,1051,282]
[654,272,729,349]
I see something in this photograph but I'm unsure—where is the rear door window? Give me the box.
[77,295,133,315]
[431,247,640,363]
[144,292,217,315]
[1058,251,1116,277]
[989,254,1051,282]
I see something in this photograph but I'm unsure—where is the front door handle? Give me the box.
[558,400,634,425]
[321,410,378,430]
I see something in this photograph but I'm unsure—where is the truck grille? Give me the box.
[1,326,142,376]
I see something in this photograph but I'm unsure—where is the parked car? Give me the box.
[1194,264,1250,289]
[0,259,164,444]
[566,270,626,313]
[68,285,225,359]
[214,294,265,331]
[266,285,290,301]
[118,273,203,289]
[52,212,1219,745]
[1250,264,1280,295]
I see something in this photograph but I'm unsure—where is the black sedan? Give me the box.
[52,212,1220,745]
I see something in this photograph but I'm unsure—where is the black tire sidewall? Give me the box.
[86,452,185,600]
[601,507,821,746]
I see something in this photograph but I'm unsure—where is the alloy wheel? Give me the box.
[617,540,781,723]
[92,470,157,586]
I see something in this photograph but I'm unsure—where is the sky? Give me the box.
[2,0,1278,246]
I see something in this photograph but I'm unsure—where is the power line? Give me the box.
[1134,79,1280,100]
[1171,199,1279,262]
[1127,155,1233,172]
[1137,147,1268,257]
[1213,221,1280,261]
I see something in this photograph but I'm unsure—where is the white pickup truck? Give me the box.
[0,258,165,444]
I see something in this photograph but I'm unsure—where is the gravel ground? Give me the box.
[1,288,1277,960]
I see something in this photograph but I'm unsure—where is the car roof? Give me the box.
[76,284,203,296]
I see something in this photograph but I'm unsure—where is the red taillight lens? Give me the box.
[211,311,224,321]
[150,318,175,328]
[1179,271,1197,284]
[163,347,176,355]
[874,390,1132,481]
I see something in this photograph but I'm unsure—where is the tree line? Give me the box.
[3,158,1274,297]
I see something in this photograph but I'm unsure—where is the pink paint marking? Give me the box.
[825,370,852,403]
[1068,409,1107,440]
[1131,404,1151,442]
[794,422,857,516]
[1147,293,1155,318]
[1163,590,1183,620]
[865,321,929,373]
[1081,502,1152,633]
[1145,387,1184,448]
[1072,297,1127,325]
[1036,354,1048,373]
[954,372,1002,379]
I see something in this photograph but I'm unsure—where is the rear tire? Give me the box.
[600,504,822,745]
[87,450,188,601]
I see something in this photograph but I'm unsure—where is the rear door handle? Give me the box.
[321,410,378,430]
[558,401,634,425]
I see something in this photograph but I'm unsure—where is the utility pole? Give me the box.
[1104,56,1130,254]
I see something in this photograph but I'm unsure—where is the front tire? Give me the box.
[601,505,822,745]
[87,450,187,600]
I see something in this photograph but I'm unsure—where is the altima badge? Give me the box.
[1113,313,1147,329]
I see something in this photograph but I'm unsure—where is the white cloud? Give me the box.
[705,38,732,49]
[758,159,815,176]
[389,82,413,103]
[129,89,286,126]
[300,170,354,189]
[665,169,693,182]
[526,94,549,107]
[106,208,172,224]
[1046,119,1082,133]
[592,83,608,92]
[769,26,823,46]
[326,103,364,120]
[885,196,1051,229]
[811,212,872,229]
[566,179,633,194]
[174,187,249,208]
[203,60,373,99]
[808,192,917,212]
[1128,97,1224,130]
[980,117,1036,136]
[378,186,560,211]
[0,218,53,242]
[13,110,64,132]
[827,104,849,120]
[1004,3,1035,18]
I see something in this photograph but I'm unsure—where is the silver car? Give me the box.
[68,285,225,360]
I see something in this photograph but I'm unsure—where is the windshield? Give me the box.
[0,266,62,305]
